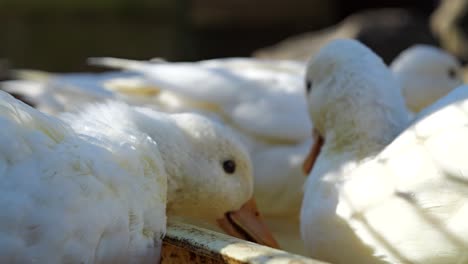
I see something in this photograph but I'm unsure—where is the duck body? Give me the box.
[0,91,167,264]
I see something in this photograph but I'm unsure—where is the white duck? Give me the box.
[390,44,463,113]
[301,39,468,264]
[0,90,278,264]
[84,57,313,254]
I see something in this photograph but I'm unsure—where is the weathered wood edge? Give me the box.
[161,221,328,264]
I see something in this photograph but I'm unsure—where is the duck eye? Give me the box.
[305,80,312,93]
[222,160,236,174]
[448,68,457,79]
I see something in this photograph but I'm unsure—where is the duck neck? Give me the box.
[131,109,191,215]
[322,98,409,161]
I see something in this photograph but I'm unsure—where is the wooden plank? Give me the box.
[161,221,327,264]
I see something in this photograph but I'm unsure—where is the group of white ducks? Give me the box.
[1,38,467,264]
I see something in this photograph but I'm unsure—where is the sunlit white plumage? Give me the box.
[0,91,166,264]
[302,39,468,264]
[0,90,256,263]
[390,44,463,113]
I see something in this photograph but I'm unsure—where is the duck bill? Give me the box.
[216,198,280,249]
[302,128,324,175]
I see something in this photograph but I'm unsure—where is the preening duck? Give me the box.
[301,39,468,264]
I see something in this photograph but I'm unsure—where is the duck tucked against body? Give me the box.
[301,39,468,264]
[0,90,277,264]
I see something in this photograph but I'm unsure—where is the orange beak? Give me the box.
[302,128,324,175]
[216,198,280,249]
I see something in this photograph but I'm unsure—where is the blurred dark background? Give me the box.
[0,0,446,72]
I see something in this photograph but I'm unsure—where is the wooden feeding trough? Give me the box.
[161,221,328,264]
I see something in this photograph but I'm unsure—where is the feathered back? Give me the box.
[0,91,167,264]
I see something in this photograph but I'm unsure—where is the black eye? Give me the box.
[222,160,236,174]
[448,68,457,79]
[305,80,312,93]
